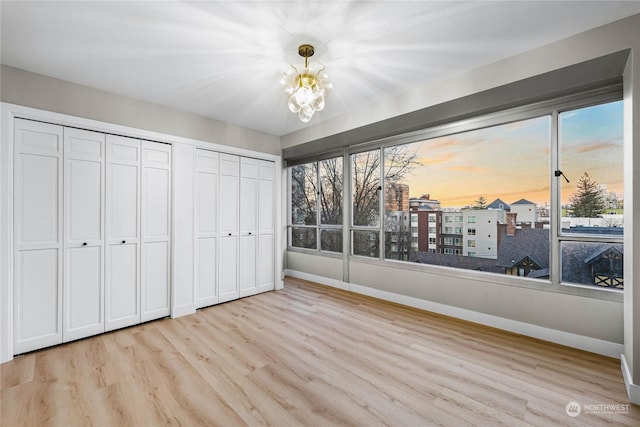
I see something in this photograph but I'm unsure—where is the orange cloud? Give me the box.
[575,141,620,153]
[446,165,488,172]
[416,153,454,165]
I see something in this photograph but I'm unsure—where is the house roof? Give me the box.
[487,198,510,211]
[496,227,549,269]
[511,199,535,205]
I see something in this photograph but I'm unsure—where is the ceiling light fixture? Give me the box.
[280,44,332,123]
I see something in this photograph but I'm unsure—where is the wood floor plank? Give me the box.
[2,276,639,426]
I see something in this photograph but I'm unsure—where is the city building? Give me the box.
[510,198,538,224]
[462,208,506,258]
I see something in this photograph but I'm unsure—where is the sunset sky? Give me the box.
[401,101,623,209]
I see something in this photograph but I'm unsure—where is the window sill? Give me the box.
[338,252,623,302]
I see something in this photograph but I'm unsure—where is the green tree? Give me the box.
[472,195,487,209]
[567,172,606,217]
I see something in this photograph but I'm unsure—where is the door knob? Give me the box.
[122,240,126,244]
[82,242,87,246]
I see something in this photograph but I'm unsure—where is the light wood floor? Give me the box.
[2,277,639,426]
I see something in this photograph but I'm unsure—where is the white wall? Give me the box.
[0,65,281,156]
[283,14,640,402]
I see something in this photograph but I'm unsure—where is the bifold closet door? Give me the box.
[63,128,106,342]
[195,149,219,308]
[141,142,172,322]
[239,157,258,298]
[105,135,141,331]
[258,160,275,293]
[13,119,64,354]
[219,153,239,303]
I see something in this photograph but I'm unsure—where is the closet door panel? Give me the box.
[67,159,102,241]
[143,167,170,238]
[107,244,138,325]
[239,234,257,297]
[195,150,219,307]
[219,154,239,235]
[239,157,258,296]
[141,142,171,322]
[19,154,59,243]
[219,235,238,302]
[13,119,63,354]
[65,246,103,341]
[240,157,258,232]
[258,161,275,234]
[258,233,275,293]
[63,128,105,342]
[15,249,60,351]
[258,160,275,293]
[197,238,217,304]
[105,135,141,331]
[142,241,170,320]
[218,153,239,302]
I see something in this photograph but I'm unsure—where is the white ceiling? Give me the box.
[2,1,639,137]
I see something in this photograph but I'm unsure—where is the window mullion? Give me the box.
[550,110,561,285]
[379,147,385,262]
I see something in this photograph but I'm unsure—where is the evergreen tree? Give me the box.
[568,172,606,217]
[472,195,487,209]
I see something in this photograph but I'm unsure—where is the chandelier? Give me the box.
[280,44,332,123]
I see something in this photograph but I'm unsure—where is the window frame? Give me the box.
[288,84,623,301]
[287,155,344,256]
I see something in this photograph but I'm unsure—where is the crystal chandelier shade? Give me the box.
[280,44,332,123]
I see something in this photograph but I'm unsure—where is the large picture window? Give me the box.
[288,93,624,292]
[289,156,343,253]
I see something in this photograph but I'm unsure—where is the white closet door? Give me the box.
[63,128,105,342]
[105,135,141,331]
[141,142,172,322]
[218,153,239,303]
[258,160,275,293]
[13,119,64,354]
[195,149,219,308]
[239,157,258,297]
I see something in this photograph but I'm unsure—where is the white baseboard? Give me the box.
[171,304,196,319]
[284,269,350,291]
[285,270,624,359]
[621,354,640,404]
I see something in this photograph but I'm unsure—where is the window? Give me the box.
[288,91,623,293]
[290,162,317,249]
[289,157,343,253]
[559,101,624,287]
[354,150,381,258]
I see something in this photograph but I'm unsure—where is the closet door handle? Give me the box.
[228,233,232,236]
[248,232,252,235]
[121,240,126,244]
[82,242,87,246]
